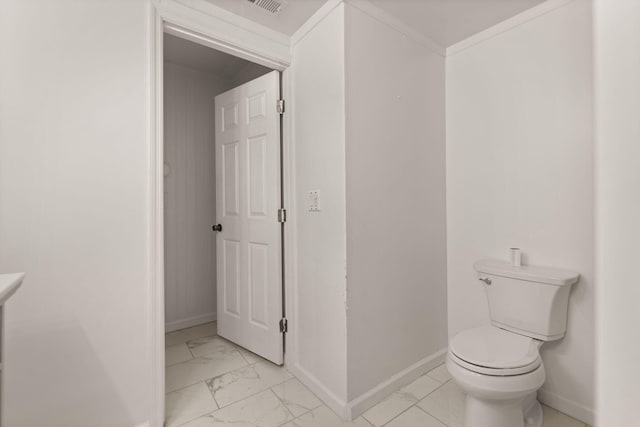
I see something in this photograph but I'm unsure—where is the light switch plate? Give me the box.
[307,190,321,212]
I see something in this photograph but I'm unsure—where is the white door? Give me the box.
[214,71,283,365]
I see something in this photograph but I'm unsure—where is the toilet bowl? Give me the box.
[446,325,546,427]
[448,259,579,427]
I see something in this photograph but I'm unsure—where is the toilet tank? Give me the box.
[475,259,579,341]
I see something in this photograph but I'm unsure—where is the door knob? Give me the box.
[478,277,492,285]
[212,224,223,232]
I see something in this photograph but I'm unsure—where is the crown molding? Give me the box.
[345,0,446,57]
[447,0,577,56]
[291,0,344,46]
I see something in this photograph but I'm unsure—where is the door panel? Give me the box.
[248,135,268,217]
[222,141,239,216]
[223,239,240,317]
[248,242,269,327]
[215,70,283,364]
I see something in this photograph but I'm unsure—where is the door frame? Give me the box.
[149,2,295,425]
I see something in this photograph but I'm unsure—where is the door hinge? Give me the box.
[277,99,285,114]
[277,208,287,223]
[279,318,288,333]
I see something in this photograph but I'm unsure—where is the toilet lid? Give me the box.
[450,326,540,370]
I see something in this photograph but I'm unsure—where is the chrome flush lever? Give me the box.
[479,277,492,285]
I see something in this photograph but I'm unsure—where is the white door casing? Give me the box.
[154,4,292,424]
[215,70,283,365]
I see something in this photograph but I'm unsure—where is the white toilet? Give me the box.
[446,259,579,427]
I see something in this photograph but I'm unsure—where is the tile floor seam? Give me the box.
[165,343,193,367]
[404,378,452,426]
[270,378,323,423]
[420,381,452,399]
[418,406,449,427]
[205,368,295,411]
[164,383,219,427]
[239,351,257,365]
[177,405,219,427]
[175,408,213,427]
[166,379,211,396]
[183,393,228,425]
[269,392,298,426]
[414,404,447,426]
[425,364,452,385]
[206,376,222,409]
[425,374,445,384]
[363,408,387,426]
[279,376,328,417]
[185,334,221,356]
[186,342,196,359]
[378,399,421,427]
[260,388,296,427]
[414,387,452,426]
[165,354,250,393]
[417,400,450,426]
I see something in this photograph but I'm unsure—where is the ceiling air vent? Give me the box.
[247,0,288,15]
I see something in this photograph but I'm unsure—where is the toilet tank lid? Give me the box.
[474,259,579,286]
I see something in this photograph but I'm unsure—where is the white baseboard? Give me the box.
[346,348,447,419]
[288,363,349,419]
[289,349,447,421]
[165,312,217,333]
[538,388,594,426]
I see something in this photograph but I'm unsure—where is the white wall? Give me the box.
[594,1,640,425]
[344,3,447,402]
[290,2,348,409]
[0,1,153,426]
[164,62,233,332]
[446,0,594,423]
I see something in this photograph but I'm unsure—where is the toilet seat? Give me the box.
[449,326,542,376]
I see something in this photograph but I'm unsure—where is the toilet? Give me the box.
[446,259,579,427]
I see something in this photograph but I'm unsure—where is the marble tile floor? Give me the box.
[165,322,591,427]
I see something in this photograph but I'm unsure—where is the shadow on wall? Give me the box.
[6,316,139,427]
[539,272,594,399]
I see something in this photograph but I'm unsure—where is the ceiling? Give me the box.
[204,0,547,47]
[164,33,270,78]
[369,0,547,47]
[203,0,327,36]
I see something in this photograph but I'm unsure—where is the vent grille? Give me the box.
[247,0,288,14]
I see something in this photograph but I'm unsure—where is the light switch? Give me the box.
[307,190,321,212]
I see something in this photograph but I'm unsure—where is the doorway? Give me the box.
[162,32,288,423]
[163,33,274,334]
